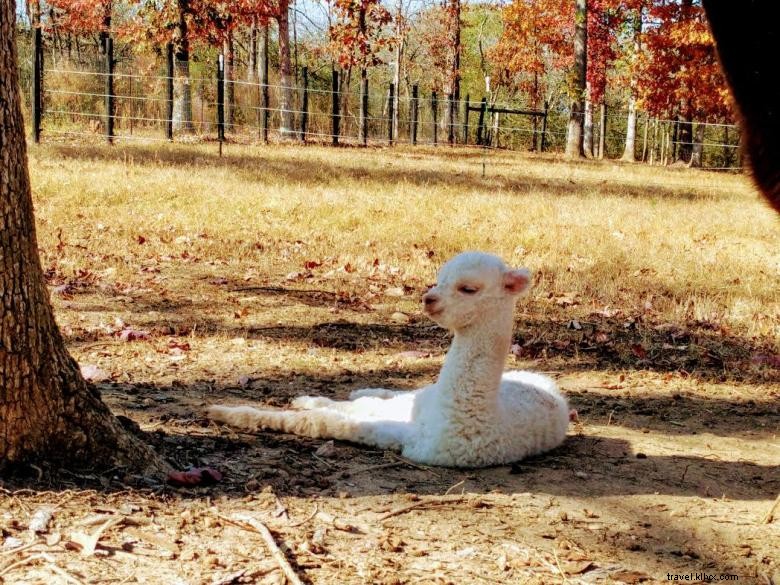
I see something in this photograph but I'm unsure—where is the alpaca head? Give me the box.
[422,251,531,332]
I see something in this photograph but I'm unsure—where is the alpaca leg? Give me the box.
[349,387,404,400]
[207,404,406,449]
[291,395,335,410]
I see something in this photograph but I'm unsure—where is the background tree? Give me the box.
[638,0,730,164]
[0,0,168,476]
[565,0,587,158]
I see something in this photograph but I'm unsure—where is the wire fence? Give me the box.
[25,40,743,171]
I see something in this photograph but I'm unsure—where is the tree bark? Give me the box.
[565,0,587,158]
[621,5,642,161]
[223,32,235,130]
[248,19,257,83]
[391,0,404,141]
[689,123,705,168]
[583,88,594,157]
[0,0,169,476]
[444,0,461,144]
[276,0,295,138]
[172,0,193,132]
[622,96,638,161]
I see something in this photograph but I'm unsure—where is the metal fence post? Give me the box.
[166,43,174,141]
[217,54,225,152]
[31,27,43,143]
[431,91,438,145]
[331,69,340,145]
[105,36,114,144]
[300,66,309,142]
[387,83,395,145]
[410,84,419,145]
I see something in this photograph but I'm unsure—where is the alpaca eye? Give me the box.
[459,285,479,295]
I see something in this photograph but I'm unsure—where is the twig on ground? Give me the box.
[219,514,304,585]
[762,493,780,524]
[377,495,469,522]
[0,553,45,578]
[0,541,39,556]
[289,503,319,528]
[48,562,87,585]
[349,462,403,475]
[314,511,368,534]
[444,479,466,495]
[388,453,441,476]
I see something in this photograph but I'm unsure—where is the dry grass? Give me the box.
[31,141,779,365]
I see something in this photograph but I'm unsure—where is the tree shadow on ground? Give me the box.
[45,144,735,204]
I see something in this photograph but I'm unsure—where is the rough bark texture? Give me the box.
[172,0,193,132]
[248,20,257,83]
[224,33,235,130]
[565,0,587,158]
[703,0,780,213]
[0,0,169,476]
[277,0,295,138]
[583,93,594,158]
[621,7,642,162]
[444,0,461,144]
[622,96,637,162]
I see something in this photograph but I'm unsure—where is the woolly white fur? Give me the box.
[208,251,570,467]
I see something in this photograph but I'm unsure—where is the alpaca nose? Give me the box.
[423,292,440,307]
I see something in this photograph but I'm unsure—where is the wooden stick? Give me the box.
[762,493,780,524]
[220,514,304,585]
[377,495,468,522]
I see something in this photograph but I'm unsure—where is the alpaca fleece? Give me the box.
[208,251,570,467]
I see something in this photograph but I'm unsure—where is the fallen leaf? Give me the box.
[136,235,146,245]
[80,364,110,382]
[751,354,780,369]
[315,440,337,458]
[385,287,405,297]
[166,467,223,487]
[28,507,55,534]
[563,560,596,575]
[611,570,651,583]
[396,350,430,360]
[118,328,150,342]
[631,344,647,359]
[304,260,322,269]
[69,516,123,556]
[391,312,411,324]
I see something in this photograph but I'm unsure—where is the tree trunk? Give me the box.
[248,20,257,83]
[391,0,403,141]
[565,0,587,158]
[676,107,693,163]
[0,0,169,476]
[689,123,705,168]
[622,96,638,161]
[172,0,193,132]
[444,0,461,144]
[583,87,594,157]
[276,0,295,138]
[223,33,235,130]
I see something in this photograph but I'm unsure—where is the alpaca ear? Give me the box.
[504,268,531,295]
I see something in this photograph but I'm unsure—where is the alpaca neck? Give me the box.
[437,315,513,412]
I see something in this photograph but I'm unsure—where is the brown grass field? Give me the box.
[1,141,778,584]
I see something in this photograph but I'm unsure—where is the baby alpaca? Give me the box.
[208,252,570,467]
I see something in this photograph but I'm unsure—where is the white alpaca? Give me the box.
[207,252,570,467]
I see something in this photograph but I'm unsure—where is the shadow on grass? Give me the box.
[43,143,736,204]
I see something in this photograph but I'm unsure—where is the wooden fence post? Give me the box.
[259,26,269,142]
[598,102,606,159]
[31,26,43,143]
[104,36,114,144]
[540,100,549,152]
[410,84,419,145]
[431,91,438,145]
[331,69,340,145]
[447,93,454,145]
[462,94,470,145]
[166,43,173,141]
[476,97,487,146]
[387,83,395,145]
[300,66,309,142]
[217,54,225,152]
[360,76,368,146]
